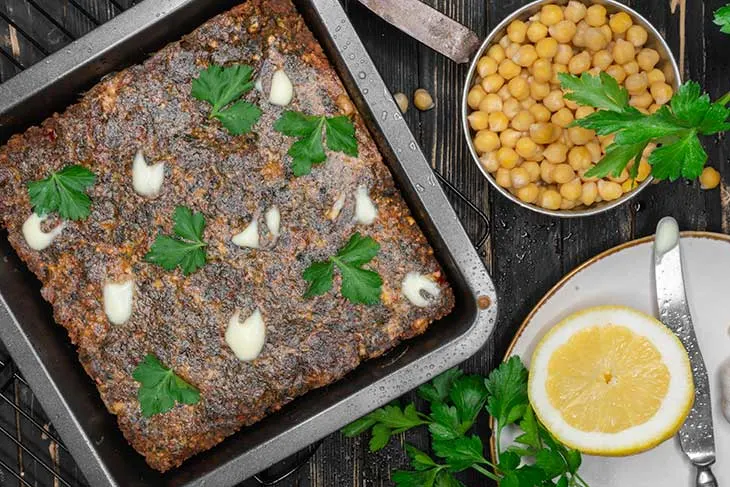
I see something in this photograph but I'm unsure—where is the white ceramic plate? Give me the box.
[499,232,730,487]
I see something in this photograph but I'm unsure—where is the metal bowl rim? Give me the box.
[461,0,682,218]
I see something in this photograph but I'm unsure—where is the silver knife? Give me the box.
[654,217,718,487]
[356,0,480,64]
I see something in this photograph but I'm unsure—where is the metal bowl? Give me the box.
[461,0,681,217]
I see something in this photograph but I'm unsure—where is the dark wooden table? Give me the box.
[2,0,729,486]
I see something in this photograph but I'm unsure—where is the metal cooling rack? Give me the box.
[0,1,489,486]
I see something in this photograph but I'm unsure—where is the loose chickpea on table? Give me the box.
[466,0,672,212]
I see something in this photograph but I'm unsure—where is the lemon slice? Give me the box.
[528,305,694,456]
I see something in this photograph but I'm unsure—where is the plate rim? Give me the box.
[488,230,730,460]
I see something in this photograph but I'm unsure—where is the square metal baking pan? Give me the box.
[0,0,497,485]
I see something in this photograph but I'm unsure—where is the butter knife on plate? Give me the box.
[654,217,718,487]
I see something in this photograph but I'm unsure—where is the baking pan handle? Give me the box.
[432,170,489,250]
[252,440,322,485]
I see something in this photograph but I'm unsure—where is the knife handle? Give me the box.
[696,465,718,487]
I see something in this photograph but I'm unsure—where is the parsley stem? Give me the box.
[472,464,500,481]
[719,90,730,106]
[494,423,502,464]
[574,473,591,487]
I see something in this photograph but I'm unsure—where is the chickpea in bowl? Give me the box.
[462,0,681,217]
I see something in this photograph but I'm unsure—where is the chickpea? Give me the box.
[587,66,602,77]
[530,80,551,100]
[540,5,564,26]
[593,49,613,69]
[505,42,520,59]
[507,20,528,43]
[613,39,635,65]
[625,72,648,94]
[499,35,511,49]
[549,45,572,67]
[647,68,666,84]
[539,189,562,210]
[569,51,592,74]
[511,110,536,131]
[552,163,575,183]
[599,134,615,151]
[497,84,512,101]
[586,4,607,27]
[500,128,522,149]
[498,59,521,80]
[528,60,550,85]
[622,178,638,193]
[479,93,503,113]
[473,130,501,154]
[503,98,521,118]
[585,141,602,162]
[573,20,589,47]
[524,161,542,181]
[510,167,531,189]
[600,24,613,42]
[544,143,569,163]
[637,48,660,71]
[521,97,537,110]
[564,1,587,23]
[489,112,511,133]
[495,167,512,188]
[650,82,673,105]
[535,37,558,59]
[584,28,608,51]
[540,160,556,183]
[480,152,500,172]
[598,180,623,200]
[560,178,583,200]
[477,56,498,78]
[527,21,549,42]
[551,107,575,128]
[568,146,592,170]
[516,183,540,203]
[529,103,552,123]
[467,85,486,109]
[515,137,538,159]
[609,168,629,183]
[698,167,721,189]
[609,12,633,34]
[497,147,521,169]
[550,20,578,44]
[568,126,595,145]
[575,106,595,119]
[630,90,653,109]
[487,44,506,63]
[648,103,661,114]
[468,111,489,131]
[513,45,539,67]
[543,90,566,112]
[550,63,569,84]
[580,181,598,205]
[623,60,639,75]
[482,74,505,93]
[530,122,557,144]
[637,159,652,182]
[508,77,530,100]
[626,25,648,47]
[606,64,627,83]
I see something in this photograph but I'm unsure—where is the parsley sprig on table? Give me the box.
[27,165,96,221]
[192,64,262,135]
[145,206,207,275]
[274,110,359,176]
[132,354,200,417]
[715,4,730,34]
[342,358,590,487]
[559,72,730,181]
[303,232,382,305]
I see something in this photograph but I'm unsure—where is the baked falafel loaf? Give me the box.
[0,0,453,471]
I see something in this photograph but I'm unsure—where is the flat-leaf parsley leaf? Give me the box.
[132,354,200,417]
[27,165,96,220]
[145,206,207,275]
[715,4,730,34]
[560,73,730,181]
[274,110,358,176]
[192,64,262,135]
[303,232,382,304]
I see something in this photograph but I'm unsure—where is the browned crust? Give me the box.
[0,0,454,472]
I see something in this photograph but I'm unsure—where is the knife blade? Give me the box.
[654,217,718,487]
[356,0,480,64]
